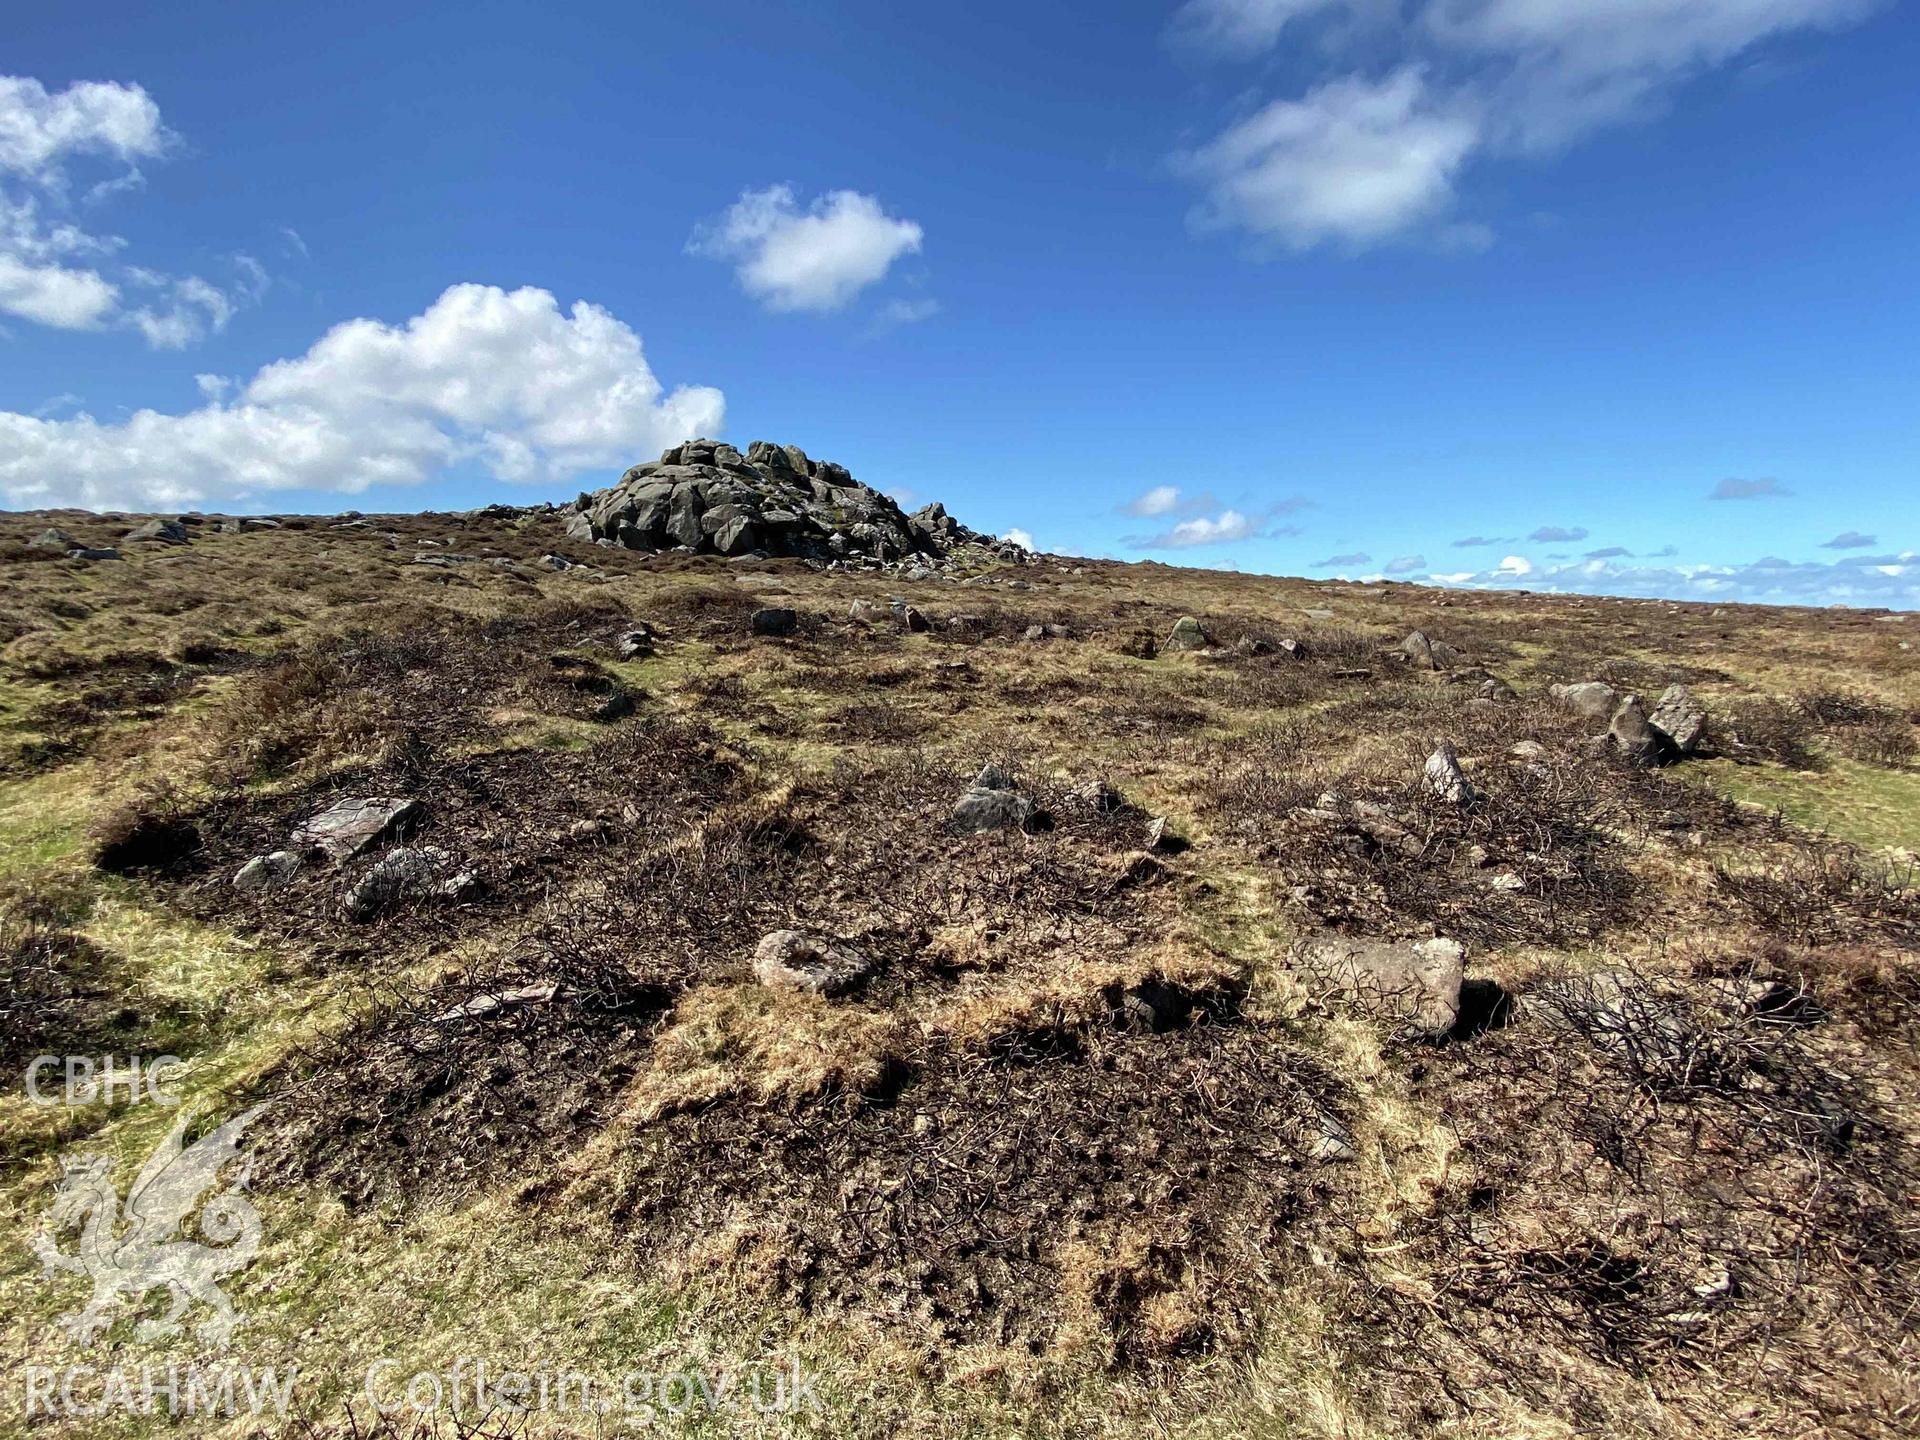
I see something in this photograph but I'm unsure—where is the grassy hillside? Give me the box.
[2,508,1917,1438]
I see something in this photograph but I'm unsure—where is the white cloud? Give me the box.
[1494,554,1533,576]
[0,74,255,344]
[1125,484,1184,517]
[1172,0,1875,248]
[1432,547,1919,606]
[1141,509,1260,548]
[1005,527,1037,551]
[1167,0,1356,55]
[1180,69,1479,248]
[0,251,117,328]
[690,184,923,313]
[0,77,169,180]
[0,283,724,511]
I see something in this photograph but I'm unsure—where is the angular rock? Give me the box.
[951,788,1036,834]
[233,850,303,892]
[1423,741,1477,805]
[1164,616,1209,653]
[1649,684,1708,756]
[1550,681,1619,723]
[973,762,1017,791]
[31,527,76,551]
[1291,933,1467,1038]
[889,600,930,633]
[432,982,559,1024]
[751,929,872,996]
[343,845,471,921]
[1276,637,1308,661]
[616,627,654,659]
[1401,631,1437,669]
[290,796,423,863]
[124,519,190,546]
[749,606,798,637]
[68,547,121,561]
[1609,695,1667,763]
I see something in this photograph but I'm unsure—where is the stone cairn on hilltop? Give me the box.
[565,438,1030,570]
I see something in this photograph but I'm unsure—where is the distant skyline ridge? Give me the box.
[2,0,1914,606]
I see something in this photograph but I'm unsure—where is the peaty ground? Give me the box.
[1,506,1917,1439]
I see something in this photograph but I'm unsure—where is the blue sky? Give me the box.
[2,0,1915,605]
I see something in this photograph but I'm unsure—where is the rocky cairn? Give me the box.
[565,438,1026,567]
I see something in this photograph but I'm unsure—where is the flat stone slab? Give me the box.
[291,796,423,863]
[752,930,872,996]
[1291,933,1466,1038]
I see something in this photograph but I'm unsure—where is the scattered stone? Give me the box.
[751,929,873,996]
[1509,739,1549,761]
[30,527,76,552]
[750,606,798,637]
[1649,684,1708,756]
[1276,637,1308,661]
[1401,631,1437,669]
[68,547,121,561]
[616,627,655,659]
[973,762,1016,791]
[1291,933,1467,1039]
[290,796,423,863]
[1308,1114,1357,1164]
[847,599,890,624]
[1430,641,1464,669]
[123,519,190,546]
[1608,695,1667,763]
[343,845,473,921]
[218,517,281,534]
[233,850,303,892]
[952,784,1039,835]
[1423,741,1477,805]
[432,982,559,1024]
[1164,616,1209,652]
[1023,622,1070,641]
[889,600,930,633]
[1488,871,1526,893]
[1144,815,1186,853]
[1550,681,1619,723]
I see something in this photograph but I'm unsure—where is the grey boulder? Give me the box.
[1649,684,1708,756]
[1550,681,1620,723]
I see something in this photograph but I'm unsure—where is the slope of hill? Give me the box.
[1,486,1916,1439]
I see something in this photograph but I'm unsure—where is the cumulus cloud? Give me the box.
[1004,527,1037,551]
[1170,0,1873,248]
[690,184,923,312]
[1177,69,1480,248]
[1124,484,1185,517]
[0,283,724,511]
[1820,530,1876,549]
[1710,476,1793,500]
[1139,509,1261,548]
[1494,554,1533,577]
[1383,553,1428,574]
[1314,550,1371,566]
[1528,524,1588,542]
[0,75,255,344]
[0,76,169,180]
